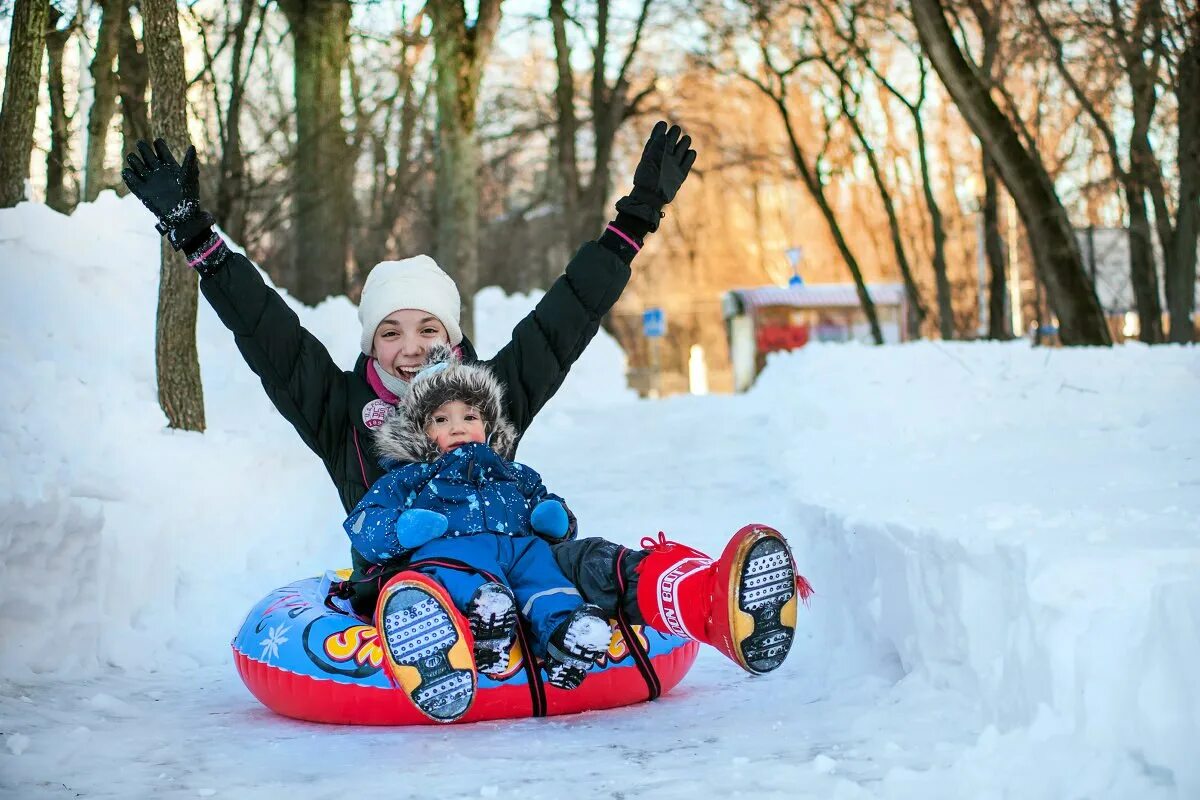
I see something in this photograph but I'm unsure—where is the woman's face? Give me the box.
[372,309,450,380]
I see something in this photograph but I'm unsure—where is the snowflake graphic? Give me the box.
[259,623,291,664]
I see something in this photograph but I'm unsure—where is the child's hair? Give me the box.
[373,344,517,464]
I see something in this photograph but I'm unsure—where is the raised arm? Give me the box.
[123,139,349,463]
[487,122,697,433]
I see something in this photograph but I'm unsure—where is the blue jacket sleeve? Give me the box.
[343,466,426,563]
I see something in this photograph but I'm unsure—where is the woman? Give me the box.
[121,123,801,684]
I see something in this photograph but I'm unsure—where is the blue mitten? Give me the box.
[530,500,570,539]
[396,509,448,550]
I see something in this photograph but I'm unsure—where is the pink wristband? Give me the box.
[605,224,641,252]
[187,237,224,267]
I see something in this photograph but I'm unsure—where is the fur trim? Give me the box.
[373,344,517,463]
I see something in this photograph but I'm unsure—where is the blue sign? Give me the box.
[642,307,666,338]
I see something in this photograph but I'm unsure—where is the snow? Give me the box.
[1,193,1197,798]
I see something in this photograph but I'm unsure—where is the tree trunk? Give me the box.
[354,26,429,277]
[0,0,50,208]
[119,2,151,163]
[914,114,954,339]
[973,6,1010,341]
[1168,30,1199,342]
[428,0,503,340]
[45,5,74,213]
[1123,3,1167,342]
[83,0,126,202]
[278,0,353,305]
[1125,174,1164,342]
[142,0,206,432]
[983,157,1010,339]
[837,78,928,336]
[911,0,1110,345]
[550,0,579,243]
[772,96,883,343]
[1032,0,1164,342]
[578,0,618,246]
[582,0,652,248]
[863,45,951,338]
[549,0,652,271]
[213,0,259,245]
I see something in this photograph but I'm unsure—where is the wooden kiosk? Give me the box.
[721,283,908,392]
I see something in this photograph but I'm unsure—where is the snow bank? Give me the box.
[1,194,1197,795]
[753,343,1200,793]
[0,193,630,678]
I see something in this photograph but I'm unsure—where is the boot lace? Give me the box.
[639,531,677,551]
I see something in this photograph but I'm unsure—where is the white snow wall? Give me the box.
[789,496,1200,794]
[1,196,1197,794]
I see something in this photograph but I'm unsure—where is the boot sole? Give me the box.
[733,532,797,674]
[544,607,611,689]
[468,589,518,677]
[380,586,475,722]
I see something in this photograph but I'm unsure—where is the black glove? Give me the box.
[121,138,215,251]
[614,121,698,232]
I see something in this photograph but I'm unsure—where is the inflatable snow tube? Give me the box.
[232,571,699,725]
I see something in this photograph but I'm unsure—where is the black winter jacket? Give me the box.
[198,239,633,577]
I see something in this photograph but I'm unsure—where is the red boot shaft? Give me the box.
[634,525,812,674]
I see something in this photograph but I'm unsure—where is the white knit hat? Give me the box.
[358,255,463,354]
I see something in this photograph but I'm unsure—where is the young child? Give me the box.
[123,129,806,702]
[344,345,613,699]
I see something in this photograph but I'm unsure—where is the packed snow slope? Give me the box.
[1,194,1197,799]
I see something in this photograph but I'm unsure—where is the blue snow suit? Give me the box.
[344,442,583,654]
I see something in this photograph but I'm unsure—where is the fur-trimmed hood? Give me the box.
[373,344,517,464]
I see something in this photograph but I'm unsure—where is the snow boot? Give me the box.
[466,581,518,677]
[543,605,612,690]
[374,572,476,723]
[634,525,813,675]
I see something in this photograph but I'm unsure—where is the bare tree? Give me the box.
[549,0,656,252]
[1031,0,1164,342]
[142,0,205,431]
[428,0,504,340]
[865,36,955,339]
[0,0,50,207]
[824,68,928,338]
[46,3,76,213]
[211,0,268,245]
[119,1,151,161]
[350,10,433,278]
[277,0,354,304]
[814,2,936,337]
[968,0,1012,339]
[83,0,126,201]
[721,4,884,343]
[1164,5,1198,342]
[911,0,1110,345]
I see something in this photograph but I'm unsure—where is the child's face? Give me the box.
[372,309,450,381]
[425,400,486,453]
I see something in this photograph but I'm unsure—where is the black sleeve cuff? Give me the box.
[597,212,654,265]
[184,231,230,278]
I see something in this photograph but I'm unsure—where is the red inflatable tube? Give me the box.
[231,571,699,725]
[234,640,698,725]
